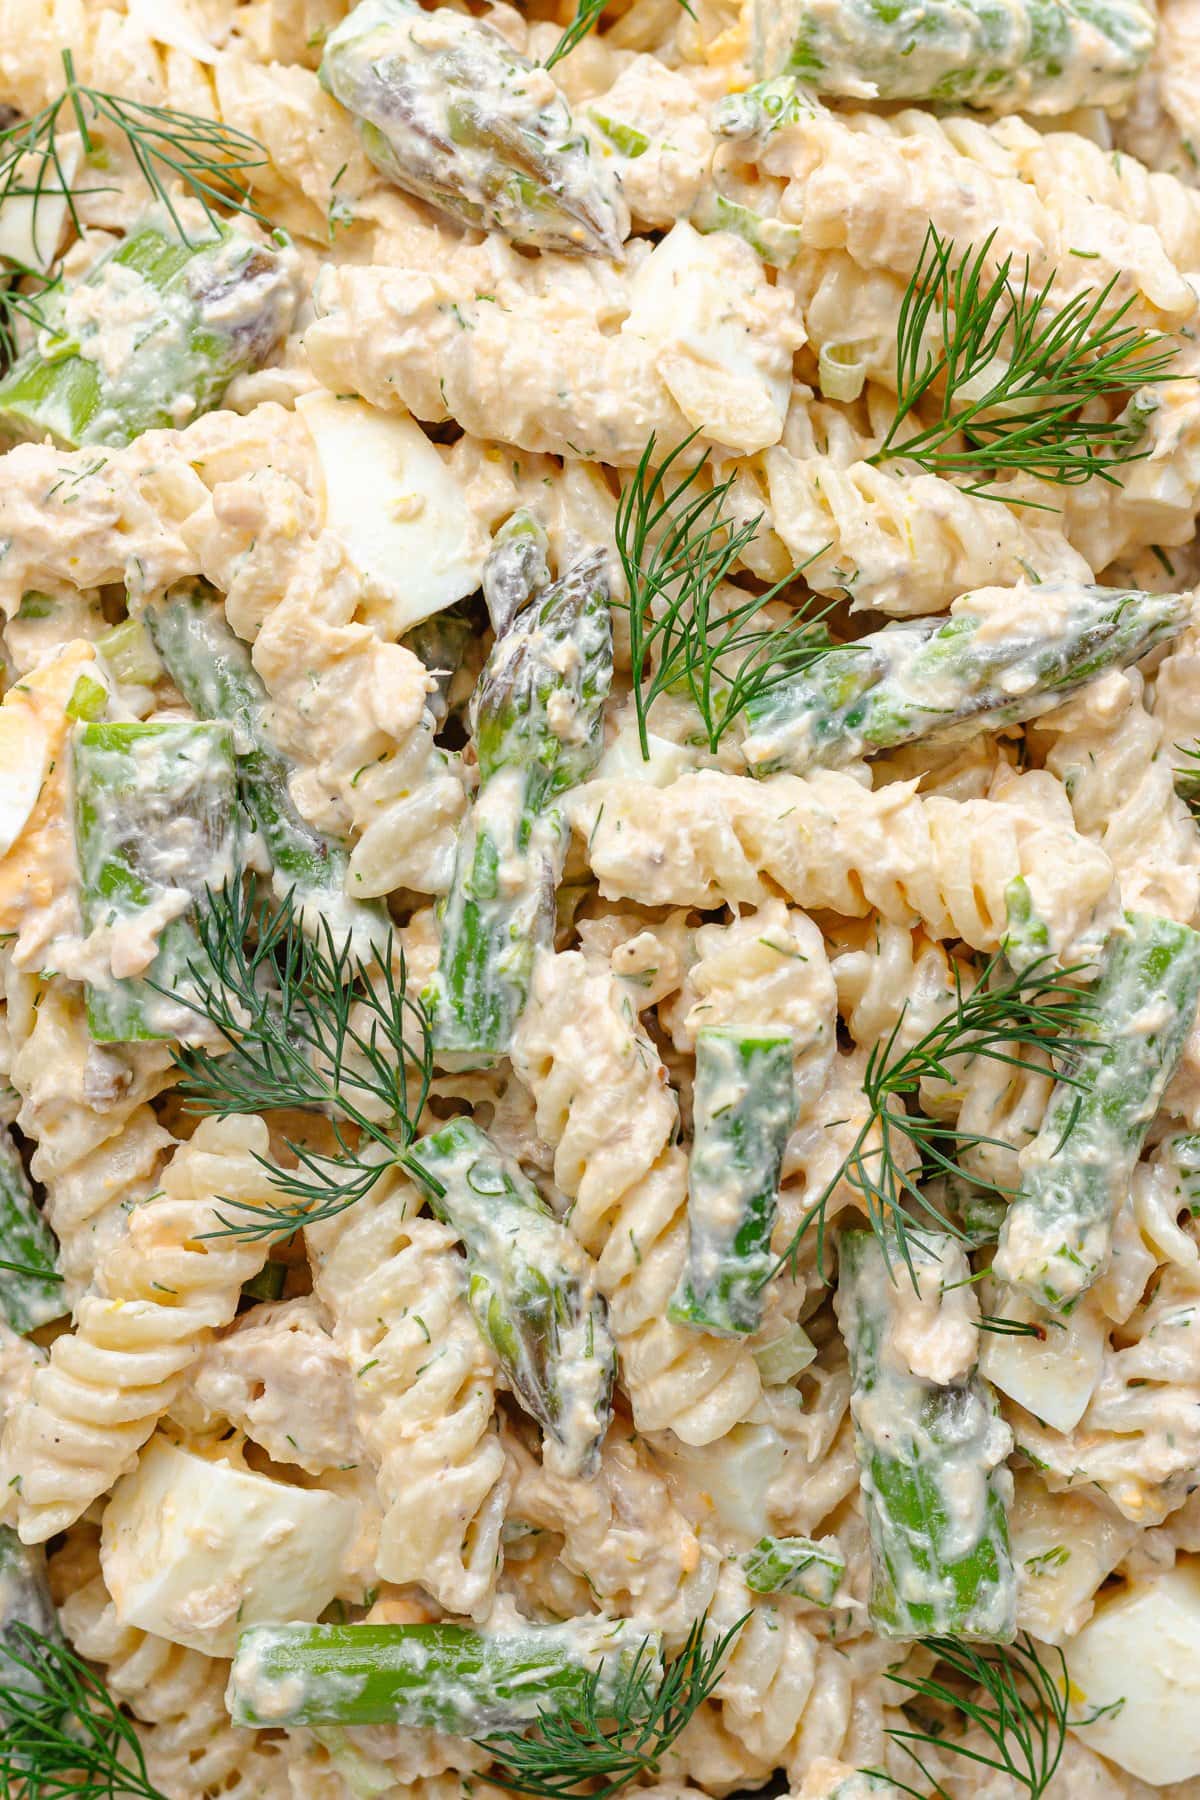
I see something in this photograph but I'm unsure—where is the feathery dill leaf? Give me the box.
[543,0,695,70]
[1174,740,1200,818]
[0,1623,168,1798]
[775,952,1098,1287]
[163,879,432,1240]
[870,224,1178,499]
[617,433,833,756]
[0,264,61,376]
[480,1613,743,1799]
[866,1633,1093,1800]
[975,1314,1058,1339]
[0,49,269,250]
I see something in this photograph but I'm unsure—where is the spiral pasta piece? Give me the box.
[307,1169,511,1619]
[570,769,1118,959]
[1034,668,1200,922]
[0,1116,280,1543]
[513,950,762,1444]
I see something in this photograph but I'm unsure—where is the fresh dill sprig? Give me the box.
[0,48,269,250]
[0,1623,168,1799]
[543,0,695,70]
[776,952,1098,1286]
[976,1314,1057,1339]
[480,1613,743,1800]
[163,879,433,1240]
[0,264,61,376]
[1174,740,1200,817]
[0,1255,63,1283]
[868,1634,1083,1800]
[617,433,832,757]
[869,224,1178,499]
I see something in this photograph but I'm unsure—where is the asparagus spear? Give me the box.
[402,606,474,723]
[0,1530,62,1732]
[742,1535,845,1605]
[668,1028,796,1337]
[836,1229,1016,1641]
[425,548,612,1068]
[741,582,1191,778]
[995,912,1200,1312]
[482,510,549,637]
[320,0,628,258]
[752,0,1154,113]
[72,719,240,1043]
[0,1129,63,1335]
[229,1618,655,1730]
[144,583,387,957]
[404,1116,615,1475]
[0,213,298,449]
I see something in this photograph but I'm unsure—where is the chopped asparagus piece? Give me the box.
[405,1116,615,1474]
[72,719,240,1043]
[0,1529,61,1731]
[96,618,163,688]
[0,213,298,449]
[753,0,1154,114]
[669,1028,796,1337]
[401,606,474,722]
[0,1129,63,1334]
[482,510,549,636]
[837,1230,1016,1641]
[742,583,1192,777]
[320,0,628,257]
[144,583,387,958]
[229,1618,656,1730]
[995,912,1200,1312]
[742,1535,845,1604]
[425,548,612,1067]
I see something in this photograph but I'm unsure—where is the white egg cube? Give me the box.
[297,389,487,637]
[980,1283,1105,1432]
[0,705,48,860]
[1065,1562,1200,1784]
[101,1436,355,1656]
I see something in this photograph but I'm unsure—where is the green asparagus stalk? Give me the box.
[742,1535,845,1604]
[752,0,1154,113]
[741,582,1191,778]
[0,1129,63,1335]
[994,912,1200,1312]
[425,548,612,1068]
[229,1618,656,1730]
[837,1229,1016,1641]
[404,1116,614,1474]
[669,1028,796,1337]
[72,719,240,1043]
[0,213,298,449]
[144,583,387,958]
[482,509,549,636]
[401,605,474,723]
[711,78,816,148]
[0,1529,62,1732]
[320,0,628,258]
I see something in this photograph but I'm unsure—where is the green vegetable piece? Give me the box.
[240,1261,287,1303]
[320,0,628,258]
[752,1320,818,1384]
[837,1229,1017,1641]
[587,110,650,159]
[425,548,612,1068]
[742,1534,845,1604]
[229,1618,657,1731]
[995,911,1200,1312]
[711,77,816,147]
[741,582,1192,777]
[72,719,240,1043]
[0,1130,63,1335]
[690,189,802,267]
[401,605,474,722]
[144,582,387,959]
[64,672,108,721]
[405,1115,615,1475]
[96,618,162,687]
[753,0,1155,114]
[669,1028,796,1336]
[0,1529,62,1733]
[482,509,549,636]
[0,213,297,448]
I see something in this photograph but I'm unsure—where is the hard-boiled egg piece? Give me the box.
[297,389,487,636]
[1065,1562,1200,1784]
[101,1436,356,1656]
[980,1283,1105,1432]
[0,699,49,860]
